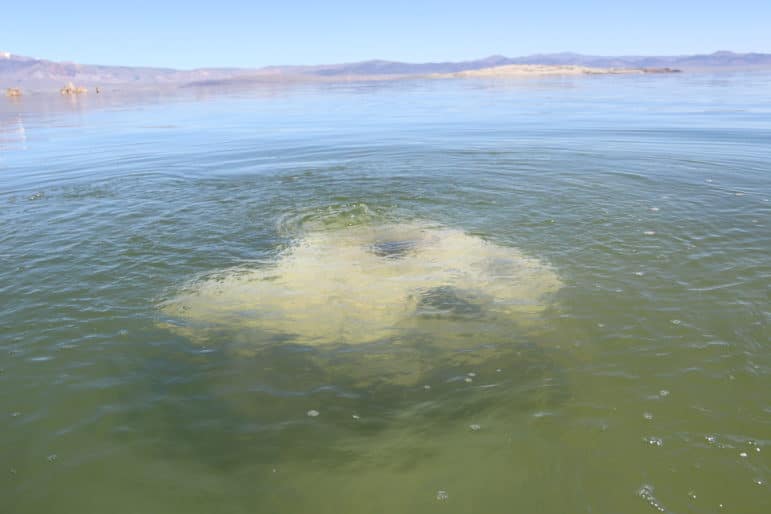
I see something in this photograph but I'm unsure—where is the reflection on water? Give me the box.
[0,114,26,152]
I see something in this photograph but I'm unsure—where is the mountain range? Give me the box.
[2,51,770,90]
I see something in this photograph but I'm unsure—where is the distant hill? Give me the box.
[0,53,248,89]
[2,51,770,90]
[290,51,771,76]
[502,51,771,70]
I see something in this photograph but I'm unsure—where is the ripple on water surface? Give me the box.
[1,75,770,514]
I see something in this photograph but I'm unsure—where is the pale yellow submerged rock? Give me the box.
[160,222,561,347]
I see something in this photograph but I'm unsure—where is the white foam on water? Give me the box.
[160,222,561,346]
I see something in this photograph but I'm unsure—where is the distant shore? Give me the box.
[431,64,681,78]
[0,67,682,98]
[2,50,769,94]
[2,65,687,99]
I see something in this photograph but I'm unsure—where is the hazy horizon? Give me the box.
[3,0,771,68]
[2,48,770,72]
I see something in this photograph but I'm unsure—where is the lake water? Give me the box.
[1,74,769,513]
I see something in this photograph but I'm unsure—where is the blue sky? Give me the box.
[3,1,770,68]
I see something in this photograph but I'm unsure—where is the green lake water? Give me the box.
[1,74,769,513]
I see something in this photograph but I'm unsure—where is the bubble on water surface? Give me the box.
[637,484,667,512]
[47,454,57,463]
[469,424,481,431]
[160,220,561,348]
[306,410,320,417]
[659,389,669,398]
[436,490,449,501]
[644,436,663,447]
[644,230,656,236]
[643,412,653,420]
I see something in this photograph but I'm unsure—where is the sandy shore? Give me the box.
[433,64,673,78]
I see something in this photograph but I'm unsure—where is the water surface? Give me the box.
[1,73,769,513]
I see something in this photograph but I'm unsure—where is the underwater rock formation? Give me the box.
[161,222,562,348]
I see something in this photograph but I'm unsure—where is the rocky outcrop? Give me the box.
[60,82,88,95]
[5,87,22,97]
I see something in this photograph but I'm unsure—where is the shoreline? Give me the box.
[430,64,681,79]
[2,65,684,97]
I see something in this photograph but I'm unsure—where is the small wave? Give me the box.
[275,202,406,237]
